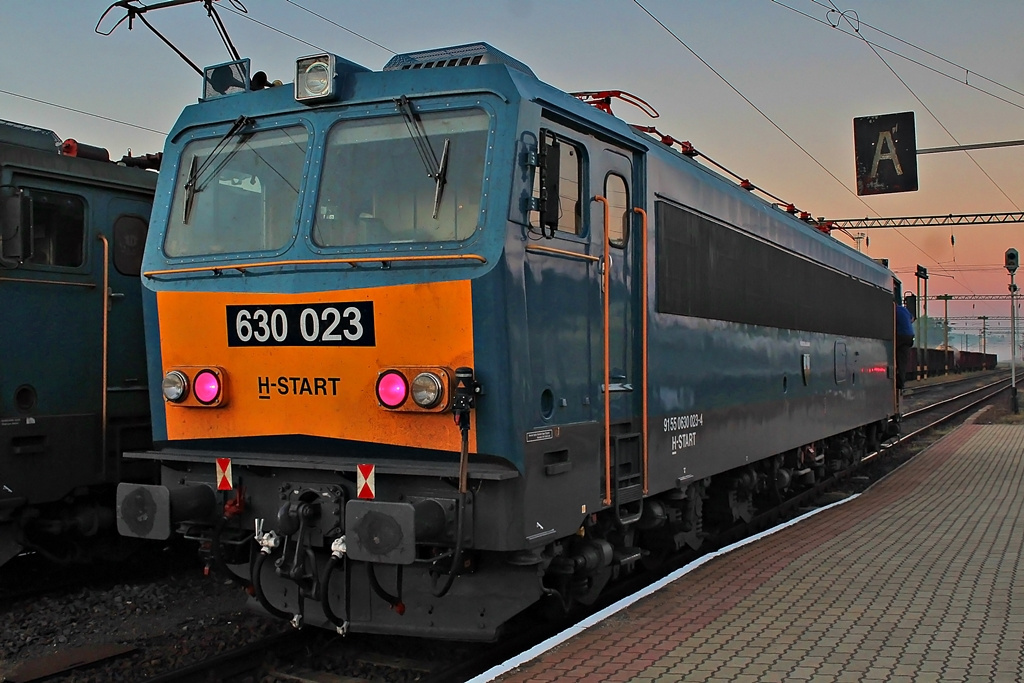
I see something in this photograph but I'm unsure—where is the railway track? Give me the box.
[896,371,1011,439]
[9,370,1011,683]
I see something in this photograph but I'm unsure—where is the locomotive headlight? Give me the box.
[295,54,336,102]
[162,371,189,403]
[375,370,409,409]
[193,370,222,405]
[411,372,443,408]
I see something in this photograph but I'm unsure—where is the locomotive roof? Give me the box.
[0,119,61,153]
[166,44,892,293]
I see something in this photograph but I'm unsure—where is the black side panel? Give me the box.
[655,202,892,340]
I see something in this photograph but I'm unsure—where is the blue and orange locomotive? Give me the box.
[117,44,897,639]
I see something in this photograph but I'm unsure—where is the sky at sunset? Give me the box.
[3,1,1024,355]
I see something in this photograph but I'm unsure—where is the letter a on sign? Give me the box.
[357,464,375,499]
[216,458,233,491]
[853,111,918,195]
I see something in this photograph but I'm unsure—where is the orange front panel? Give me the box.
[156,280,474,451]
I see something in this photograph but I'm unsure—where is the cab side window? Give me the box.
[555,140,583,235]
[113,215,148,276]
[605,174,629,248]
[27,190,85,268]
[531,133,585,236]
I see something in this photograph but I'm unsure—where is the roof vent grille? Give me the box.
[383,42,535,77]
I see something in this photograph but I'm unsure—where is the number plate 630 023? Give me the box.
[225,302,376,347]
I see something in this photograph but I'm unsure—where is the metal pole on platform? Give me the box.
[937,294,952,374]
[1006,248,1019,413]
[915,266,927,380]
[923,276,929,376]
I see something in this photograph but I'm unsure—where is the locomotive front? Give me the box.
[117,48,540,639]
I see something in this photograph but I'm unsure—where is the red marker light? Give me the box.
[375,370,408,408]
[194,370,221,405]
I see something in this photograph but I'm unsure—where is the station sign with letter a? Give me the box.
[854,111,918,196]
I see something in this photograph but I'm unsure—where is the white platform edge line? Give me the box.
[465,493,861,683]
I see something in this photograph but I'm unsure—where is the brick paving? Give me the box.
[492,422,1024,682]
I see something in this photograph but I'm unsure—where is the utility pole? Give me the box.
[1006,248,1019,413]
[979,316,989,354]
[936,294,953,374]
[915,266,928,378]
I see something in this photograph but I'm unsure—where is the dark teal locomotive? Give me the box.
[0,120,156,565]
[116,44,898,640]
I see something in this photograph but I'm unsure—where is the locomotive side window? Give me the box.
[530,135,584,235]
[313,109,489,248]
[605,174,629,248]
[26,190,85,268]
[655,201,893,340]
[164,125,308,257]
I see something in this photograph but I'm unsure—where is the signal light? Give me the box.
[375,368,452,411]
[162,367,227,407]
[194,370,222,405]
[375,370,409,409]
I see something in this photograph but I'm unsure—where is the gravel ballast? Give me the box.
[0,562,290,681]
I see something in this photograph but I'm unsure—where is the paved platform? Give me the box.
[483,417,1024,682]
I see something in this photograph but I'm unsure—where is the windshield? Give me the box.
[312,109,489,248]
[164,125,308,257]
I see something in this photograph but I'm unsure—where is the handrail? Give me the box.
[525,244,601,262]
[634,206,649,495]
[98,234,110,478]
[0,277,96,288]
[594,194,612,506]
[144,252,487,278]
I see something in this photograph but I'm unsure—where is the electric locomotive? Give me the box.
[117,45,898,640]
[0,119,157,566]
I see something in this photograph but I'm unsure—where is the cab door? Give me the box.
[104,196,152,461]
[590,145,646,518]
[523,127,598,427]
[105,197,151,423]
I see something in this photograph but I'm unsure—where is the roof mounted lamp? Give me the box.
[295,54,336,102]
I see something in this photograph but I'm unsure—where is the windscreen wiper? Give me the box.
[395,95,450,219]
[431,138,450,220]
[183,114,254,224]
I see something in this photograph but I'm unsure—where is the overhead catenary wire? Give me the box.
[629,0,962,288]
[8,1,394,149]
[770,0,1024,111]
[220,1,396,56]
[631,0,863,210]
[822,0,1021,215]
[219,3,327,52]
[0,87,167,136]
[281,0,396,55]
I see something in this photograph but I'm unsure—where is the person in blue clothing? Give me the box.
[896,300,915,390]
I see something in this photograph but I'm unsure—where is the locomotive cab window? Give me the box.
[531,133,584,236]
[25,190,86,268]
[312,108,489,248]
[164,125,308,257]
[605,173,629,248]
[113,214,148,276]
